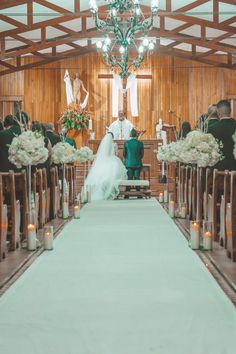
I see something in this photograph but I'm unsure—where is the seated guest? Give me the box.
[211,99,236,171]
[204,104,219,134]
[179,122,191,139]
[0,120,4,131]
[0,115,21,172]
[45,123,61,146]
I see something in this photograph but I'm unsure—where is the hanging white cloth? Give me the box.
[64,70,73,106]
[112,73,138,117]
[80,92,89,110]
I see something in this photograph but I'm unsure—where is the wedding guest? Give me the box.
[179,122,191,139]
[211,99,236,171]
[204,104,219,134]
[0,115,21,172]
[16,111,30,131]
[45,123,61,146]
[0,120,4,131]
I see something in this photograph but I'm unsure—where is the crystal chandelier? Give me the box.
[90,0,159,78]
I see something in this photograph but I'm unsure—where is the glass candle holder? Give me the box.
[44,225,53,250]
[190,221,200,250]
[164,189,168,203]
[74,198,81,219]
[179,203,187,219]
[158,192,164,203]
[168,200,175,218]
[202,221,213,251]
[27,211,36,251]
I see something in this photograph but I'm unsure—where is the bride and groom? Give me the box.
[85,129,144,201]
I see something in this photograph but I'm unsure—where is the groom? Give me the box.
[123,129,144,180]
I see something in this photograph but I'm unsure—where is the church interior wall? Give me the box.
[0,53,236,139]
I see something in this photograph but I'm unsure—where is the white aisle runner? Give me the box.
[0,199,236,354]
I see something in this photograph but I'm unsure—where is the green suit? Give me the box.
[210,118,236,171]
[123,138,144,180]
[0,125,21,172]
[46,130,61,146]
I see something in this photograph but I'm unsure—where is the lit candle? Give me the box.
[164,190,168,203]
[27,224,36,251]
[190,221,200,249]
[159,192,164,203]
[44,231,53,250]
[203,231,212,250]
[74,205,80,219]
[168,200,175,218]
[180,206,187,219]
[89,119,93,130]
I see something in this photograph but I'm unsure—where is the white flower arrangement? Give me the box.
[8,131,48,168]
[74,146,94,163]
[232,131,236,159]
[51,142,76,164]
[157,130,221,167]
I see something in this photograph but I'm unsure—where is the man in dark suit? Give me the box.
[45,123,61,146]
[210,99,236,171]
[0,115,21,172]
[123,128,144,180]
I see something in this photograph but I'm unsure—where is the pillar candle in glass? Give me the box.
[190,221,200,249]
[27,223,36,251]
[202,221,213,250]
[74,199,81,219]
[179,203,187,219]
[88,119,93,130]
[164,189,168,203]
[44,226,53,250]
[159,192,164,203]
[168,200,175,218]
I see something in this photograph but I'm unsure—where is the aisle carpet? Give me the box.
[0,199,236,354]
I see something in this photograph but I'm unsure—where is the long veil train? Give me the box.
[85,133,127,201]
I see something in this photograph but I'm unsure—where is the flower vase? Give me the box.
[62,164,69,219]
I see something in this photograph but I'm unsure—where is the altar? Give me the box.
[88,139,162,178]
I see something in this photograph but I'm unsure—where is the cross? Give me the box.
[98,73,152,117]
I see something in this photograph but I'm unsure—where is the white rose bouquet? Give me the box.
[157,140,185,163]
[74,146,94,163]
[51,142,76,164]
[8,131,48,168]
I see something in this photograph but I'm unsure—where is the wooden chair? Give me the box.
[0,175,8,261]
[191,166,198,221]
[219,171,230,248]
[14,170,29,239]
[226,171,236,261]
[1,171,21,251]
[65,164,76,205]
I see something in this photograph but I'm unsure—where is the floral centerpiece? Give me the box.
[157,130,221,167]
[51,142,76,164]
[59,108,90,131]
[8,130,48,168]
[74,146,94,163]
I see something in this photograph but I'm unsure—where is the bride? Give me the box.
[85,132,128,201]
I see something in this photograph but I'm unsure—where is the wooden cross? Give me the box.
[98,74,152,117]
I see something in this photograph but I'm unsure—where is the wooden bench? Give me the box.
[0,175,8,261]
[50,166,60,218]
[226,171,236,261]
[118,180,151,199]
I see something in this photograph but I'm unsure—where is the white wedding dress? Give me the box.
[85,133,128,201]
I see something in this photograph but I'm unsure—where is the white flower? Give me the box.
[51,142,76,164]
[8,131,48,168]
[74,146,94,163]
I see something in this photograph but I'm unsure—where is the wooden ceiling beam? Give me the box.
[0,0,30,10]
[27,1,33,27]
[34,0,73,15]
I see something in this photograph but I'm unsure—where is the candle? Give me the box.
[168,201,175,218]
[62,201,69,219]
[89,119,93,130]
[44,231,53,250]
[74,205,80,219]
[203,231,212,250]
[27,224,36,251]
[190,221,200,249]
[164,190,168,203]
[159,192,164,203]
[180,206,187,219]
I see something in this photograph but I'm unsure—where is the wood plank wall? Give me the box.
[0,53,236,139]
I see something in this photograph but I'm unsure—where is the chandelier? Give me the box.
[90,0,159,78]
